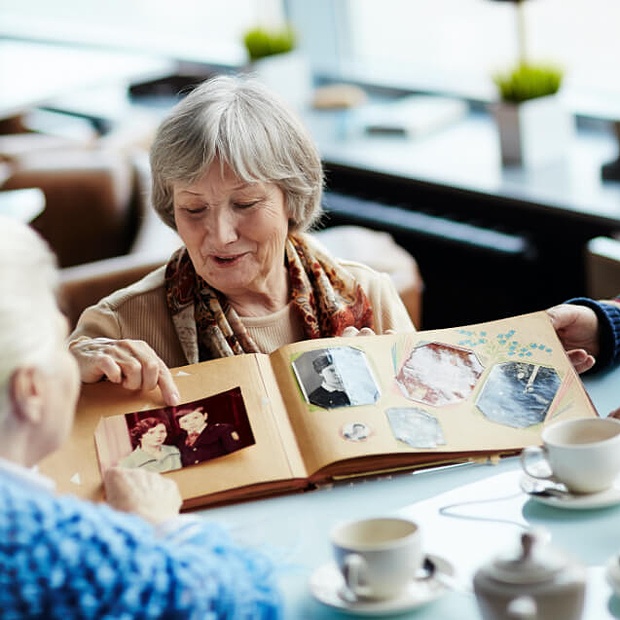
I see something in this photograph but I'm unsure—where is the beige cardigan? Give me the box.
[69,259,415,368]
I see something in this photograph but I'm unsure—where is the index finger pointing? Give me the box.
[157,363,181,406]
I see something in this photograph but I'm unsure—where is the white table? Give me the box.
[201,365,620,618]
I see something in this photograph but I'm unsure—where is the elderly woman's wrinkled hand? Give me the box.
[69,337,180,406]
[546,303,599,374]
[103,466,182,524]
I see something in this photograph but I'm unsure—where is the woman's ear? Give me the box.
[9,366,45,425]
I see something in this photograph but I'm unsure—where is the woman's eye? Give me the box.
[235,201,257,209]
[183,206,206,215]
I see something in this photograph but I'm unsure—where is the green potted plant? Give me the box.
[488,0,574,167]
[243,25,297,62]
[492,62,563,104]
[241,24,311,109]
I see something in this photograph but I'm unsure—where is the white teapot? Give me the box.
[473,529,586,620]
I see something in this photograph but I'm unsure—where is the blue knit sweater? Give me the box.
[0,472,282,619]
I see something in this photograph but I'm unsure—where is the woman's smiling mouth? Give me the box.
[211,253,247,266]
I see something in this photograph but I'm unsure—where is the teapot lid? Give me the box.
[481,529,568,585]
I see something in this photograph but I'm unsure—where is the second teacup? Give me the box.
[330,516,422,601]
[520,417,620,494]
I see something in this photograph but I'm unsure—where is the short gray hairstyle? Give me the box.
[150,74,324,232]
[0,217,60,414]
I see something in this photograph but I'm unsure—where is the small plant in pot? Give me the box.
[241,23,311,109]
[243,25,296,62]
[493,62,564,105]
[488,0,573,167]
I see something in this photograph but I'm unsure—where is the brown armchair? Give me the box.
[0,106,160,269]
[2,146,140,267]
[59,254,165,329]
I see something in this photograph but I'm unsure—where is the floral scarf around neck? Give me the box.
[164,233,374,362]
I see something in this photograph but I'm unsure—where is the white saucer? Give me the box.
[309,554,453,616]
[520,475,620,510]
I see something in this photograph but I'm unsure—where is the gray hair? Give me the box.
[0,217,60,414]
[150,74,324,232]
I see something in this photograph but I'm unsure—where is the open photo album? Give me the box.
[40,311,599,510]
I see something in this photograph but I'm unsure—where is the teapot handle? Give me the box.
[507,595,537,620]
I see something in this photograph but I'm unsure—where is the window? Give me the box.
[0,0,285,65]
[3,0,619,118]
[288,0,620,117]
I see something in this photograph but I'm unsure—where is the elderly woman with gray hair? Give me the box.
[0,216,281,617]
[69,74,414,405]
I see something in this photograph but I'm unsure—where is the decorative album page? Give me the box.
[268,312,596,478]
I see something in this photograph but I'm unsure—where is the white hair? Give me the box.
[0,216,60,414]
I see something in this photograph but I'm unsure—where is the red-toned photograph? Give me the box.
[97,387,255,474]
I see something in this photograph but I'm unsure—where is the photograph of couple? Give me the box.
[99,387,255,474]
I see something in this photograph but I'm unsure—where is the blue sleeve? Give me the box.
[0,484,282,620]
[566,296,620,371]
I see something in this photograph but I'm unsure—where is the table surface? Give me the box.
[200,364,620,619]
[0,39,175,120]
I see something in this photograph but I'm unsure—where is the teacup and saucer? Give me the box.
[309,516,454,615]
[520,417,620,509]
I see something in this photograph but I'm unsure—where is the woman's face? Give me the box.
[140,423,167,450]
[173,162,290,303]
[177,409,208,434]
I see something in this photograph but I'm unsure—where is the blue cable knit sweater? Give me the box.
[0,473,282,619]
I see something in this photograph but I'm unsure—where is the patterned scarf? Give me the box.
[164,233,374,362]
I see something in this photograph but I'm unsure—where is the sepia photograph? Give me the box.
[98,387,255,473]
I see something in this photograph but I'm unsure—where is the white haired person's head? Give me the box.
[0,217,71,423]
[150,74,324,233]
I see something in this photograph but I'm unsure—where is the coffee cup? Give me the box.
[330,516,422,601]
[520,417,620,494]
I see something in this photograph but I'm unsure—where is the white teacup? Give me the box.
[330,516,422,601]
[520,417,620,494]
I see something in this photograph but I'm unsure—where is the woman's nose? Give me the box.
[207,210,238,245]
